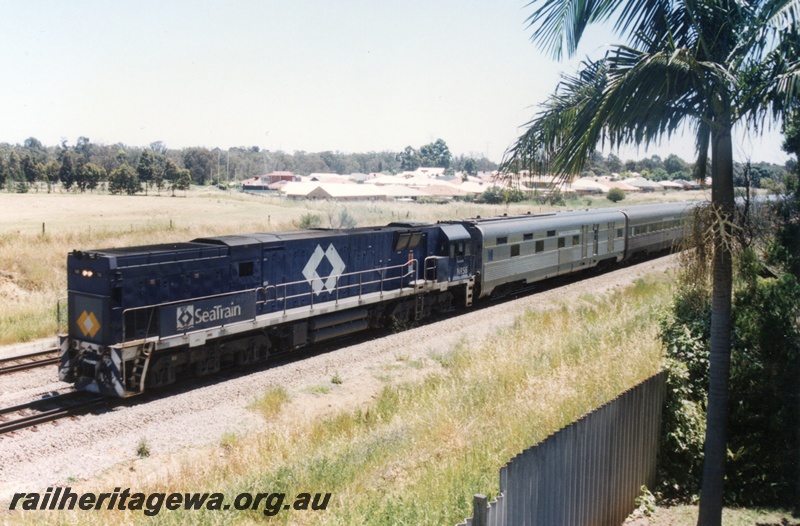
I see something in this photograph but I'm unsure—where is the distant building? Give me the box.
[241,171,298,191]
[281,182,387,201]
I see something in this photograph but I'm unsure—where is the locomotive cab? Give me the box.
[430,224,474,283]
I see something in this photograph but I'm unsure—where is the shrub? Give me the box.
[657,196,800,507]
[480,186,526,204]
[607,188,626,202]
[136,438,151,458]
[298,213,322,229]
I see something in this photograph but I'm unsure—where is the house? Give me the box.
[241,171,298,191]
[625,177,663,192]
[281,182,387,201]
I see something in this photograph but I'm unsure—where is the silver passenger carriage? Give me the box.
[622,202,695,258]
[466,208,627,298]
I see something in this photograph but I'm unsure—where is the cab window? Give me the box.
[450,242,469,258]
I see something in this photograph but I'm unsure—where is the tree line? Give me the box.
[0,136,788,196]
[0,137,499,195]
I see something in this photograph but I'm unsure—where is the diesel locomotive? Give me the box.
[59,201,696,397]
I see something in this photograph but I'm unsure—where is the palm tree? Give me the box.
[503,1,799,524]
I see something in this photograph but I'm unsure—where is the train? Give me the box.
[58,200,697,397]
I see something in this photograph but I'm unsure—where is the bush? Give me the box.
[298,213,322,229]
[607,188,626,202]
[657,198,800,507]
[480,186,526,204]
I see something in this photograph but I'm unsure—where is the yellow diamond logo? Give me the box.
[77,310,101,338]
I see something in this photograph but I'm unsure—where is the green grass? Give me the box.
[250,387,290,421]
[646,505,799,525]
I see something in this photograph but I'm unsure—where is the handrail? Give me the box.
[119,258,422,347]
[121,287,261,346]
[423,256,440,282]
[262,259,419,316]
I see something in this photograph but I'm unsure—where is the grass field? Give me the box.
[15,270,673,525]
[0,186,709,345]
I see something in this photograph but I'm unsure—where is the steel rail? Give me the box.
[0,348,60,375]
[0,393,107,435]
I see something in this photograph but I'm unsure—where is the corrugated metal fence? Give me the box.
[457,370,667,526]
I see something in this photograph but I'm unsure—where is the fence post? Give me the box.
[472,494,487,526]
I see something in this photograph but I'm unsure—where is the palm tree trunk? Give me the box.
[697,122,735,526]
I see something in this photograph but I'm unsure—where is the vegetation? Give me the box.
[0,137,500,195]
[479,186,526,204]
[606,187,626,202]
[33,273,671,525]
[504,0,798,522]
[658,189,800,508]
[1,136,791,199]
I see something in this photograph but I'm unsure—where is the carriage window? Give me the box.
[547,230,556,237]
[497,236,507,245]
[524,233,533,241]
[510,244,520,257]
[535,240,544,253]
[558,237,565,249]
[572,235,580,246]
[617,228,624,238]
[487,249,494,262]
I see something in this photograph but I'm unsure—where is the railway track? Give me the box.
[0,348,60,375]
[0,392,107,435]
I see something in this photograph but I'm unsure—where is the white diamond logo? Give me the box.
[176,305,195,330]
[302,243,346,295]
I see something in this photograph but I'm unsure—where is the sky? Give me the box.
[0,0,790,166]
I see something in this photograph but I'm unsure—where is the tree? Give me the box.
[182,147,215,184]
[43,161,60,192]
[108,164,139,195]
[463,158,478,176]
[503,1,799,523]
[22,137,47,165]
[79,163,105,192]
[57,146,76,191]
[171,168,191,196]
[20,154,43,185]
[665,154,689,176]
[136,149,155,194]
[606,152,623,173]
[74,136,93,165]
[419,138,452,168]
[396,146,421,171]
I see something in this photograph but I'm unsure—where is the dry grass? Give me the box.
[0,187,709,345]
[13,272,674,525]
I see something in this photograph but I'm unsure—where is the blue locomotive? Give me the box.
[59,201,695,397]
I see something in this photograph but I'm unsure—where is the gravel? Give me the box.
[0,255,678,502]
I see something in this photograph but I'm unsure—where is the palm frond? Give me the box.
[524,0,676,59]
[768,0,800,31]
